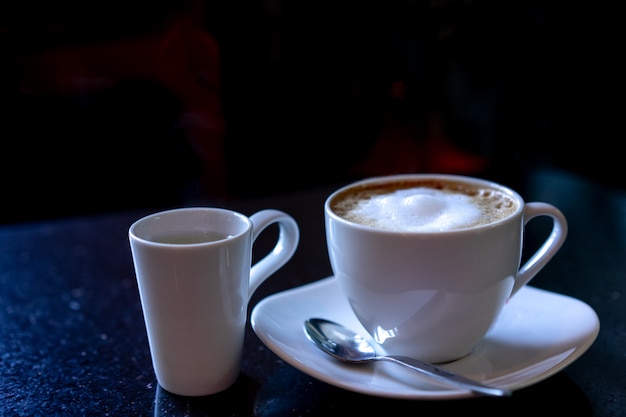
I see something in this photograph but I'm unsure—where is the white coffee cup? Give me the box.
[129,207,299,396]
[325,174,567,364]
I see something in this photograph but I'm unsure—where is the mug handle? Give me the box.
[248,209,300,298]
[511,202,568,296]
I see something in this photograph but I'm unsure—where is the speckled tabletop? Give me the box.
[1,168,623,417]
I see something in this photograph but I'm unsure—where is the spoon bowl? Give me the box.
[304,318,512,397]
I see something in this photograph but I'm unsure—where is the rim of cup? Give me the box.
[129,207,251,246]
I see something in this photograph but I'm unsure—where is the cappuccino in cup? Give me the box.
[330,179,518,232]
[325,174,567,363]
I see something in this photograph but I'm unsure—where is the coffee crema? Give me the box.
[331,179,518,232]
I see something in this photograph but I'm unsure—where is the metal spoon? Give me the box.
[304,318,512,397]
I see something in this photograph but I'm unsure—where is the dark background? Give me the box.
[1,0,622,224]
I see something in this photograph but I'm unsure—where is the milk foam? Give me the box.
[348,187,483,232]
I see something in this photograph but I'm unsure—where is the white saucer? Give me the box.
[251,276,599,400]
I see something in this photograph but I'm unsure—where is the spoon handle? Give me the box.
[382,355,512,397]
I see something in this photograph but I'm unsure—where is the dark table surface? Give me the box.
[1,167,624,417]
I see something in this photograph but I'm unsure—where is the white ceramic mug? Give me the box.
[325,174,567,364]
[129,207,299,396]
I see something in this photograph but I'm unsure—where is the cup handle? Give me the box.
[511,202,568,296]
[248,209,300,299]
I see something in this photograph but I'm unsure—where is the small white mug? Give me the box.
[129,207,299,396]
[325,174,567,364]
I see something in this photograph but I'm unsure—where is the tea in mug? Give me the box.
[150,230,232,244]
